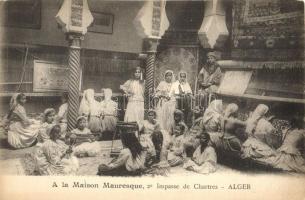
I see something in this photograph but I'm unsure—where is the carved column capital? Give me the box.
[143,37,159,53]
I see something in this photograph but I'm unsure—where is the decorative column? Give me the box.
[143,38,159,111]
[198,0,229,49]
[56,0,93,131]
[133,0,169,114]
[66,34,83,131]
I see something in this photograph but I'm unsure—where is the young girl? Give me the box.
[37,108,56,145]
[155,70,176,132]
[183,132,217,174]
[34,125,79,175]
[57,92,68,134]
[139,110,162,161]
[167,109,188,167]
[7,93,40,149]
[120,67,145,128]
[79,89,101,133]
[100,88,118,134]
[97,131,147,176]
[67,116,101,157]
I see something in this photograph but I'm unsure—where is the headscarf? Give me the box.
[178,70,188,83]
[103,88,113,101]
[7,93,23,119]
[202,100,223,125]
[76,116,87,126]
[164,70,175,83]
[224,103,239,118]
[245,104,269,135]
[42,108,56,123]
[79,89,95,116]
[221,103,239,133]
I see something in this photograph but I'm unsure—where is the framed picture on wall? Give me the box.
[88,12,114,34]
[0,0,41,29]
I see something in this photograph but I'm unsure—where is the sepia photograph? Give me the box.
[0,0,304,199]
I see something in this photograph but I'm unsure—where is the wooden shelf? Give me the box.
[217,92,305,104]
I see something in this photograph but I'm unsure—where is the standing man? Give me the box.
[197,52,223,110]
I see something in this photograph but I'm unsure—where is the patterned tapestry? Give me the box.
[232,0,304,60]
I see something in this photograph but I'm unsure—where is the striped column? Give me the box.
[143,38,158,117]
[144,52,156,111]
[67,34,83,132]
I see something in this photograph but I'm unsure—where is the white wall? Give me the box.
[2,0,144,53]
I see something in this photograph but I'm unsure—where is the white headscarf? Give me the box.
[79,89,95,116]
[245,104,269,135]
[202,100,223,125]
[103,88,113,101]
[178,70,188,83]
[164,70,175,83]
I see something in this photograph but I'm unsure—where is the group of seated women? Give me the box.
[199,100,305,173]
[4,90,305,176]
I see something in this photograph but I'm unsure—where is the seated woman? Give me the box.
[34,125,79,175]
[37,108,56,146]
[66,116,101,157]
[7,93,40,149]
[183,131,217,174]
[167,109,188,167]
[202,100,223,133]
[242,104,277,162]
[183,108,206,154]
[272,117,305,173]
[100,88,118,135]
[219,103,246,154]
[140,110,170,159]
[97,131,147,176]
[79,89,101,133]
[56,92,68,136]
[146,131,171,176]
[139,110,159,159]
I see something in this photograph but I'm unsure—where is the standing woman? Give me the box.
[155,70,176,132]
[7,93,40,149]
[120,67,145,128]
[79,89,101,133]
[169,71,193,127]
[100,88,118,133]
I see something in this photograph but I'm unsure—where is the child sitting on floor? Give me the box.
[167,109,188,167]
[66,116,101,157]
[183,130,217,174]
[37,108,56,145]
[97,131,147,176]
